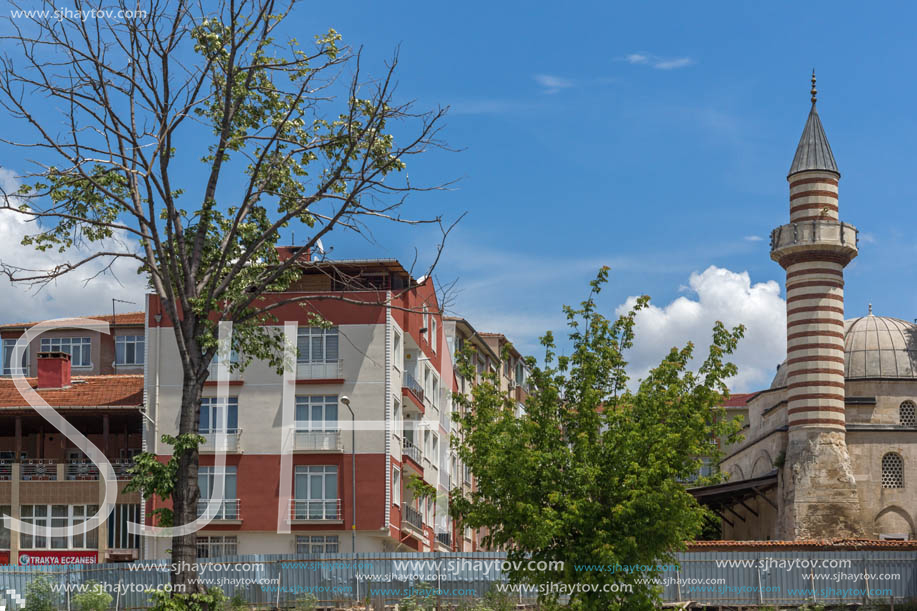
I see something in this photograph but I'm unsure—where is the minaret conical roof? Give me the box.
[788,104,839,177]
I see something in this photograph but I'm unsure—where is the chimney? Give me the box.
[37,351,72,389]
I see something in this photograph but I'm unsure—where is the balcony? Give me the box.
[289,498,342,522]
[402,505,423,532]
[436,532,452,548]
[402,439,423,467]
[21,459,56,481]
[197,499,241,521]
[0,460,11,481]
[293,430,342,452]
[403,372,425,406]
[296,359,343,380]
[199,429,242,453]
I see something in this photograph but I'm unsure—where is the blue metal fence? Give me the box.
[0,550,914,609]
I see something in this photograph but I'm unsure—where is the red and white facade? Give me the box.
[143,258,458,557]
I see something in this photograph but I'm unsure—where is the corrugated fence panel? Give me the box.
[0,550,914,608]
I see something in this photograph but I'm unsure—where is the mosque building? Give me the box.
[692,73,917,541]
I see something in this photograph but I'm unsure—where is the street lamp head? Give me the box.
[341,395,351,406]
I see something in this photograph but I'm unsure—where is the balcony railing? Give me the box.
[199,429,242,452]
[197,499,241,521]
[66,460,99,481]
[436,532,452,547]
[293,430,342,452]
[403,505,423,531]
[289,498,342,521]
[21,459,56,481]
[0,460,11,481]
[112,459,134,480]
[402,439,423,466]
[296,359,343,380]
[403,372,424,404]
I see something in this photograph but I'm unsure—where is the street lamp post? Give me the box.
[340,396,356,554]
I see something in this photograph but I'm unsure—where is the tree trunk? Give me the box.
[171,372,206,594]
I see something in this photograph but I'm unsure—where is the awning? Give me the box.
[687,470,778,525]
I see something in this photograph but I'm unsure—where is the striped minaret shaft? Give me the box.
[771,73,858,434]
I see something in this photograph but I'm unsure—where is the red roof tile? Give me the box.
[0,375,143,408]
[686,539,917,551]
[0,312,145,329]
[721,392,755,407]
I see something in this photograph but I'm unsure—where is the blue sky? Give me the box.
[2,1,916,391]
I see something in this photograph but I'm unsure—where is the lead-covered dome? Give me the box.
[770,315,917,389]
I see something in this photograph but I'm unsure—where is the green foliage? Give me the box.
[226,592,248,610]
[124,433,206,527]
[398,582,437,611]
[292,593,319,610]
[72,581,114,611]
[405,473,437,501]
[147,587,227,610]
[450,268,745,611]
[24,574,59,611]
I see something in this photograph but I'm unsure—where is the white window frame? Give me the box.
[200,397,239,434]
[115,335,145,366]
[431,375,440,410]
[393,330,403,371]
[295,395,338,432]
[430,317,437,353]
[431,433,439,470]
[393,397,403,440]
[393,467,401,506]
[1,339,28,376]
[20,504,98,550]
[297,327,339,364]
[196,535,237,558]
[296,534,339,554]
[40,336,92,368]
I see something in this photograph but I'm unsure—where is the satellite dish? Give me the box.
[416,275,427,284]
[316,238,325,255]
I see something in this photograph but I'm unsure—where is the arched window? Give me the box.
[881,453,904,489]
[900,401,917,427]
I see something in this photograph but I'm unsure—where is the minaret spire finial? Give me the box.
[811,69,817,105]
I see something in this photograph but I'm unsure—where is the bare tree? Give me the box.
[0,0,455,592]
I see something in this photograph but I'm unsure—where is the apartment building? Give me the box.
[144,257,456,557]
[0,314,146,565]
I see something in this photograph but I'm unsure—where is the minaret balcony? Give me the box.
[770,220,858,267]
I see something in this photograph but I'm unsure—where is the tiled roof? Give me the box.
[0,375,143,408]
[0,312,145,329]
[687,539,917,551]
[721,393,755,408]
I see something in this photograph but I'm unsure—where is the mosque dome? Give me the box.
[770,314,917,389]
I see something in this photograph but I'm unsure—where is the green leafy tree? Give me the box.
[450,269,744,610]
[24,574,59,611]
[71,581,114,611]
[0,0,453,594]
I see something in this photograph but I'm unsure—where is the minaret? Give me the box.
[770,72,862,538]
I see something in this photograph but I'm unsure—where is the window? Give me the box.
[431,376,440,410]
[430,318,438,353]
[393,397,402,439]
[296,535,339,554]
[40,337,91,367]
[900,401,917,427]
[115,335,145,365]
[200,398,239,433]
[297,327,339,363]
[882,453,904,489]
[392,467,401,506]
[108,504,141,550]
[515,362,525,386]
[0,505,9,549]
[295,395,338,432]
[197,535,237,558]
[393,331,403,369]
[422,305,429,335]
[1,339,28,376]
[199,466,238,519]
[431,434,439,469]
[424,366,432,400]
[20,505,98,549]
[294,466,339,520]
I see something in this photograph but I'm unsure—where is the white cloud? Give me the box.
[654,57,694,70]
[615,266,786,392]
[623,52,695,70]
[743,235,763,242]
[0,169,148,324]
[533,74,574,94]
